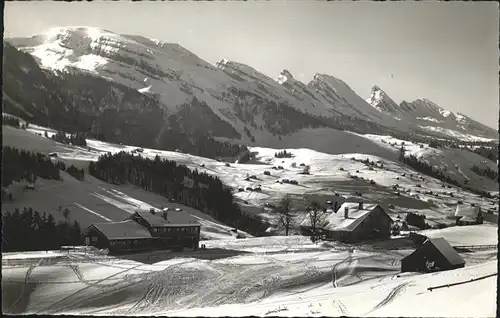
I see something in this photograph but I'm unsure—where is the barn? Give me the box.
[401,237,465,273]
[321,202,393,242]
[455,205,483,225]
[82,208,201,254]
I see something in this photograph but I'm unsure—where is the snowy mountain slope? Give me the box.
[10,26,395,125]
[4,122,498,235]
[8,26,453,144]
[400,99,497,139]
[365,85,497,140]
[365,134,499,192]
[2,41,249,158]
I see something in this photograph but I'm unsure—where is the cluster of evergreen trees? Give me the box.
[50,131,87,147]
[467,146,498,163]
[2,146,61,188]
[88,152,269,235]
[2,207,83,252]
[67,165,85,181]
[399,148,493,198]
[275,150,293,158]
[237,150,256,163]
[471,165,498,181]
[2,115,20,128]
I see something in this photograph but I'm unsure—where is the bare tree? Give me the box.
[62,208,71,221]
[276,194,294,236]
[307,201,324,243]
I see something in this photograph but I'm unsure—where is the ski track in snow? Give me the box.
[367,282,409,314]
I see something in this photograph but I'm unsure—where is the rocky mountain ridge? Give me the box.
[5,26,497,145]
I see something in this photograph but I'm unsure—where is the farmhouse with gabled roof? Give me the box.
[300,201,393,242]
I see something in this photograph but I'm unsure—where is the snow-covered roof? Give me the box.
[90,220,152,240]
[427,237,465,266]
[455,205,481,221]
[323,202,380,232]
[135,210,199,227]
[300,202,383,232]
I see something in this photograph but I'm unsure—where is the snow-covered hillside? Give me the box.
[2,235,497,316]
[3,122,498,235]
[365,134,499,192]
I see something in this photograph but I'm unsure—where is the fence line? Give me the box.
[427,273,497,291]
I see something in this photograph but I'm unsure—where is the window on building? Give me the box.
[91,236,98,243]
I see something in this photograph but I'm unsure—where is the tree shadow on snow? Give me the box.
[114,247,252,264]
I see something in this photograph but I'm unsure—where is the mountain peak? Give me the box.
[366,85,400,114]
[215,58,231,70]
[276,69,294,85]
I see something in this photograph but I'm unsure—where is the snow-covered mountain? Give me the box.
[366,85,402,115]
[366,86,497,140]
[6,26,497,144]
[5,28,414,137]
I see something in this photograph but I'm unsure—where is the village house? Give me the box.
[401,237,465,273]
[322,202,393,242]
[300,202,393,242]
[455,204,483,225]
[82,207,201,254]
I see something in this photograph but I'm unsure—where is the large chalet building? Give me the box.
[82,208,201,254]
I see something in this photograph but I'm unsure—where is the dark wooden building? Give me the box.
[401,237,465,273]
[405,212,427,230]
[82,208,201,254]
[131,209,201,250]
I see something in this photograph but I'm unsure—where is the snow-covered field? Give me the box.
[2,235,497,316]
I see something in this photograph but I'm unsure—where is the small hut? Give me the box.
[401,237,465,273]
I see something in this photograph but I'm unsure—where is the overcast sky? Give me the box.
[4,1,499,129]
